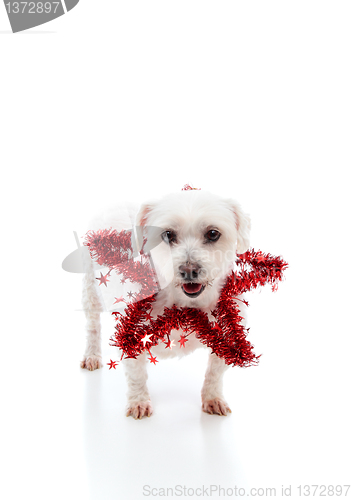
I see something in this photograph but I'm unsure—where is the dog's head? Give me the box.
[136,190,251,308]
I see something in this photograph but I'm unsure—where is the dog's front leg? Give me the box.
[201,353,231,416]
[124,353,153,419]
[80,249,103,371]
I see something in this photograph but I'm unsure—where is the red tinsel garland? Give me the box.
[84,230,288,367]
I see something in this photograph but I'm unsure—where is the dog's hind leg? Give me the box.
[80,247,104,371]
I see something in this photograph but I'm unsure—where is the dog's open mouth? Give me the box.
[182,283,204,298]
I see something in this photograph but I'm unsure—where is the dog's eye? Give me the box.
[205,229,221,242]
[162,230,177,244]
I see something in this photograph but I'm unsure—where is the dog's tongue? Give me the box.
[182,283,202,294]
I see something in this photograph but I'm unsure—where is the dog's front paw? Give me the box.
[126,401,153,419]
[80,355,102,371]
[202,398,231,416]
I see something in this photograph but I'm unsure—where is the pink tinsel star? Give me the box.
[96,271,110,287]
[113,296,125,304]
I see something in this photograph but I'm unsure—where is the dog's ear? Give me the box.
[229,200,251,254]
[134,203,155,251]
[136,203,154,227]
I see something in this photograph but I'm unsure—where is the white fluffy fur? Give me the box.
[81,191,251,418]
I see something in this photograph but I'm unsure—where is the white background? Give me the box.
[1,1,351,499]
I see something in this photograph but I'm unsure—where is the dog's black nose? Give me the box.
[179,262,201,281]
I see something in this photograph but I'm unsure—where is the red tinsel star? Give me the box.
[213,323,222,333]
[148,353,158,365]
[96,271,110,287]
[145,311,153,322]
[256,252,265,263]
[164,338,176,350]
[127,291,134,299]
[107,359,118,369]
[178,335,188,348]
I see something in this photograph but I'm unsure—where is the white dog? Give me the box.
[81,190,251,418]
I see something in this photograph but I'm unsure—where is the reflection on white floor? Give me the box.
[82,349,246,499]
[77,288,351,499]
